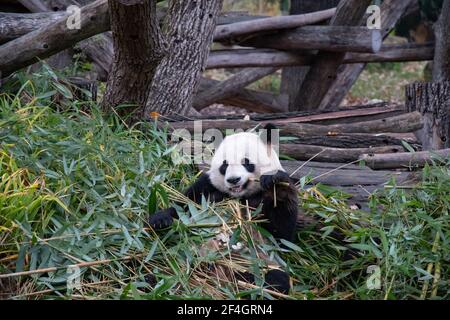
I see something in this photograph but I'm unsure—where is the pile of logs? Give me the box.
[0,0,436,113]
[0,0,448,209]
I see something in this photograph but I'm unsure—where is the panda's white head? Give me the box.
[208,131,284,198]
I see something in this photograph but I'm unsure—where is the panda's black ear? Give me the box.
[263,123,278,146]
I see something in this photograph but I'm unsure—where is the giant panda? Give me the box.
[149,125,299,294]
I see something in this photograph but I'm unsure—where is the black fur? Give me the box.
[259,170,298,242]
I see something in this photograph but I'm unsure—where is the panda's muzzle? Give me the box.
[228,179,250,194]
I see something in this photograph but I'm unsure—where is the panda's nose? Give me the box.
[226,177,241,185]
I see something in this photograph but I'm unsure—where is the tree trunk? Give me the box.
[432,0,450,82]
[144,0,223,116]
[280,0,340,111]
[406,82,450,150]
[102,0,166,117]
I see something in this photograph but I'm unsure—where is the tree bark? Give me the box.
[144,0,223,116]
[320,0,416,110]
[406,82,450,150]
[102,0,166,117]
[291,0,372,111]
[432,0,450,82]
[280,0,339,111]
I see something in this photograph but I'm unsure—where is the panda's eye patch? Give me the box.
[219,160,228,175]
[242,158,255,173]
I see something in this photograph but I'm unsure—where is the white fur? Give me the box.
[208,132,284,198]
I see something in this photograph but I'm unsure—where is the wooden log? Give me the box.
[164,112,424,135]
[279,160,410,186]
[170,102,405,125]
[206,43,434,69]
[0,12,67,44]
[197,77,287,113]
[238,25,381,53]
[214,8,336,41]
[194,67,279,110]
[285,134,418,149]
[360,148,450,170]
[0,0,109,78]
[319,0,416,110]
[406,82,450,150]
[280,144,404,162]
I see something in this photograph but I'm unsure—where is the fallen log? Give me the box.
[206,43,434,69]
[285,134,419,149]
[279,160,411,186]
[360,148,450,170]
[170,102,405,125]
[238,25,382,53]
[214,8,336,41]
[0,0,110,77]
[165,112,424,135]
[0,12,66,44]
[280,144,404,162]
[194,67,279,110]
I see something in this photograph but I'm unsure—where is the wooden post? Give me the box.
[406,82,450,150]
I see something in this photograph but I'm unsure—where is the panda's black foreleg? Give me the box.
[148,173,224,230]
[260,170,298,242]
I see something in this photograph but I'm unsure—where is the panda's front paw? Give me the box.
[260,170,290,190]
[148,208,176,229]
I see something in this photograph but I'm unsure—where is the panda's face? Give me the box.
[208,132,283,198]
[218,157,258,198]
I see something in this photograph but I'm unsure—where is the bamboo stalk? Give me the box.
[420,232,440,299]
